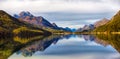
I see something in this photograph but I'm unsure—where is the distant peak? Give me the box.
[14,14,19,18]
[20,11,30,14]
[52,22,56,24]
[38,16,43,18]
[102,18,109,20]
[99,18,109,22]
[19,11,33,17]
[52,23,58,27]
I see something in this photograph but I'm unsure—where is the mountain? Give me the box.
[14,11,72,32]
[14,11,56,29]
[76,24,94,32]
[0,10,24,30]
[52,23,58,28]
[76,28,82,32]
[76,18,109,32]
[94,10,120,32]
[94,18,109,28]
[0,10,51,36]
[0,10,25,35]
[82,24,94,31]
[71,28,76,32]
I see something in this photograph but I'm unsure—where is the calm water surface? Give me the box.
[3,34,120,59]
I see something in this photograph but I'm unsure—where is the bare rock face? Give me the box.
[94,18,109,28]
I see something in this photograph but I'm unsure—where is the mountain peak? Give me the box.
[102,18,109,20]
[19,11,33,18]
[52,23,58,27]
[94,18,109,28]
[20,11,31,14]
[14,11,56,28]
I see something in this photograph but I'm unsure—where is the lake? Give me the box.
[0,34,120,59]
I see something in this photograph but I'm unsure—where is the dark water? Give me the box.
[0,34,120,59]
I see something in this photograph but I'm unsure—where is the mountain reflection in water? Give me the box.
[0,34,120,59]
[16,34,73,57]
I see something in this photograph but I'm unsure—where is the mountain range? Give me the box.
[14,11,56,29]
[76,18,110,32]
[0,10,53,36]
[0,10,74,37]
[0,10,120,35]
[14,11,73,32]
[78,10,120,33]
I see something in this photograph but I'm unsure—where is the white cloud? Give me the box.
[0,0,120,14]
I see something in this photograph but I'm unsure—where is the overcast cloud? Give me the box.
[0,0,120,28]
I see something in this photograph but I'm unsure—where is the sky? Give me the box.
[0,0,120,29]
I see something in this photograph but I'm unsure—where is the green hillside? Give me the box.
[94,10,120,32]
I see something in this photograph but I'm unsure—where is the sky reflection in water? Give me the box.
[9,35,120,59]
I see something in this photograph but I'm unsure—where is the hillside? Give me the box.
[0,10,51,36]
[94,18,109,28]
[94,10,120,32]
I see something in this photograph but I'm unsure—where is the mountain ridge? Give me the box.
[94,10,120,32]
[14,11,73,32]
